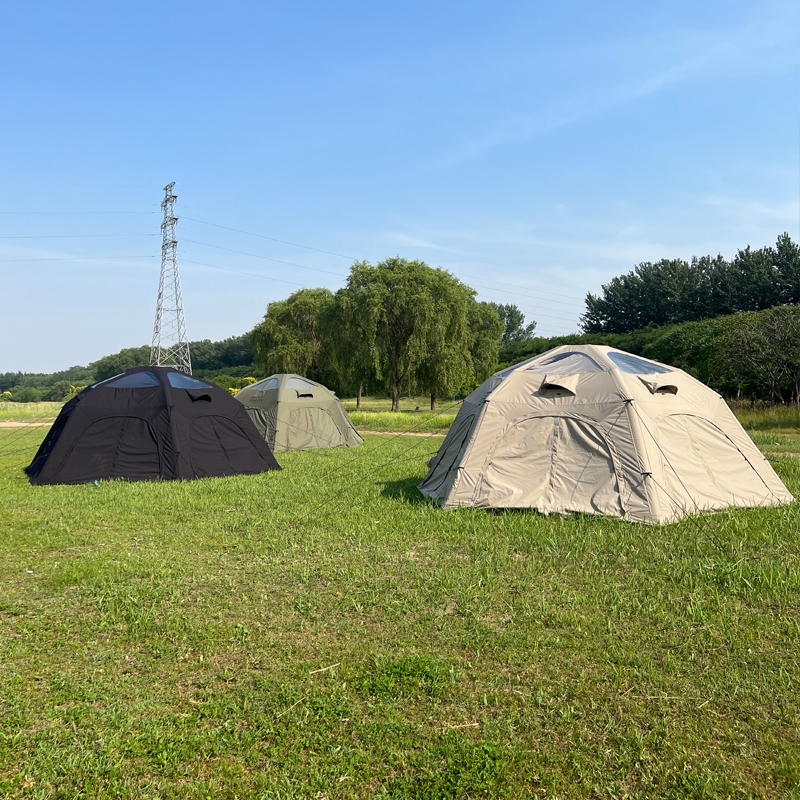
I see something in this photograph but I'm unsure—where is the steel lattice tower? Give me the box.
[150,182,192,373]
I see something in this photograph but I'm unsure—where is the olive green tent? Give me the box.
[235,374,363,452]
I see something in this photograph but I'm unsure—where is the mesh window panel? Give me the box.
[285,377,318,391]
[525,352,603,374]
[106,372,161,388]
[252,377,280,391]
[607,352,672,375]
[167,373,211,389]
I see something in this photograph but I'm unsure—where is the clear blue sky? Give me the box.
[1,0,798,373]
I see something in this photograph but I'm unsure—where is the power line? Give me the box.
[462,280,583,310]
[452,269,589,304]
[180,256,578,327]
[182,239,583,311]
[178,212,592,304]
[182,239,348,279]
[1,207,595,302]
[0,211,156,215]
[181,258,317,290]
[0,255,157,262]
[0,234,158,239]
[180,215,358,260]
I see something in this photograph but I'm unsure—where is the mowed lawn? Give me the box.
[1,413,800,798]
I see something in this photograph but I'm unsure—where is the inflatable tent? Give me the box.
[235,374,363,452]
[26,366,281,485]
[418,345,792,523]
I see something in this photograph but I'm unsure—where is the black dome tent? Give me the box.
[26,366,281,485]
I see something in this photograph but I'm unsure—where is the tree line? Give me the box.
[3,258,537,407]
[581,233,800,334]
[500,304,800,404]
[7,235,800,405]
[0,335,258,402]
[248,258,535,410]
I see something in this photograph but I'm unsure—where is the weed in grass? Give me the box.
[353,654,456,700]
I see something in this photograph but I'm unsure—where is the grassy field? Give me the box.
[728,401,800,432]
[0,402,62,422]
[1,410,800,798]
[349,411,456,433]
[339,396,441,413]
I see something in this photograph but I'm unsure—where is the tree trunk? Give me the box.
[430,393,436,411]
[356,383,362,410]
[391,386,400,412]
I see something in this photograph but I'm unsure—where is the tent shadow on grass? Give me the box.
[378,477,432,506]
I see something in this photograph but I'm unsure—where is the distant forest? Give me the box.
[581,233,800,334]
[5,233,800,404]
[0,335,259,402]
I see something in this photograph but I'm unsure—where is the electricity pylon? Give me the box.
[150,182,192,373]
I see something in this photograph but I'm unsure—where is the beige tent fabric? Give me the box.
[418,345,793,523]
[235,374,363,452]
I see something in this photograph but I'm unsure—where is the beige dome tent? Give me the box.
[418,345,792,523]
[235,374,363,452]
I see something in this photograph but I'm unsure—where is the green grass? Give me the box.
[730,401,800,432]
[349,410,456,432]
[0,402,61,422]
[340,395,440,413]
[2,412,800,798]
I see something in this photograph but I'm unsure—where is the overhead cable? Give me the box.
[181,212,589,304]
[0,211,156,215]
[180,258,317,290]
[0,234,158,239]
[181,239,347,279]
[180,215,358,260]
[0,255,157,262]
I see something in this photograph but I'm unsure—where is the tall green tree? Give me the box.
[339,257,484,411]
[581,234,800,335]
[489,303,536,345]
[249,288,336,383]
[413,270,476,410]
[469,301,504,384]
[90,346,150,381]
[325,292,374,408]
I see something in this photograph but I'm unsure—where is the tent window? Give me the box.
[91,372,124,387]
[526,352,603,375]
[608,352,671,375]
[105,371,160,388]
[252,377,280,391]
[285,377,317,391]
[167,373,210,389]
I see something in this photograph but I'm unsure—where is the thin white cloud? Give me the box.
[698,194,800,225]
[440,0,800,165]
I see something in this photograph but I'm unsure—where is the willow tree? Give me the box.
[339,257,479,412]
[413,269,476,410]
[468,301,504,384]
[249,288,336,383]
[324,292,374,408]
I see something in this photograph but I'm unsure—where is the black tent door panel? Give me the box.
[189,416,272,477]
[60,416,161,484]
[26,408,72,479]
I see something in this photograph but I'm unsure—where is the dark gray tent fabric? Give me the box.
[235,374,363,452]
[26,367,281,485]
